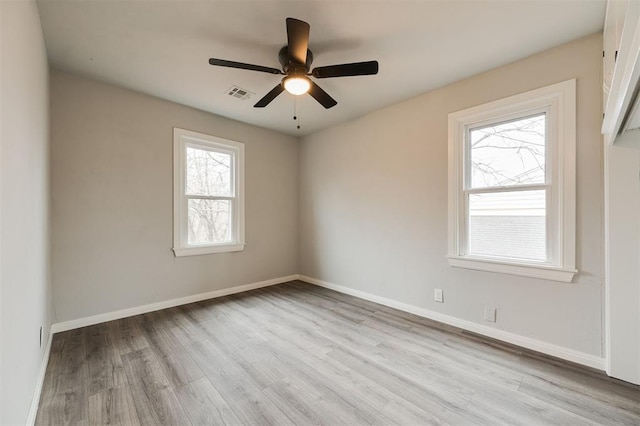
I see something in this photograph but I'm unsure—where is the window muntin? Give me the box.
[173,128,244,256]
[447,79,576,282]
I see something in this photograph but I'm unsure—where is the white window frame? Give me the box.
[447,80,577,282]
[173,128,245,257]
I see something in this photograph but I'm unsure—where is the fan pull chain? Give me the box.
[293,98,301,130]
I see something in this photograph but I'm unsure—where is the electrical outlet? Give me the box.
[434,288,444,303]
[483,306,497,323]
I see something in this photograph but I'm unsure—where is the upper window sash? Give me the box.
[183,141,237,198]
[464,109,550,190]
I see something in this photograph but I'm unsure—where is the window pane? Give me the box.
[187,199,231,245]
[469,114,545,189]
[186,146,232,196]
[468,190,546,261]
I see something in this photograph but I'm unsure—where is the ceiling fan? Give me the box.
[208,17,379,109]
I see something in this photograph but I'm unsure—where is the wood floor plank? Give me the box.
[175,377,242,426]
[517,352,640,408]
[186,337,281,396]
[176,302,213,323]
[224,296,335,358]
[467,381,603,426]
[88,384,140,426]
[267,284,375,324]
[255,326,446,425]
[162,307,209,346]
[121,347,191,425]
[370,309,454,342]
[36,373,89,426]
[257,290,384,349]
[85,323,127,395]
[36,392,89,426]
[36,282,640,426]
[260,330,447,425]
[182,297,232,324]
[264,377,385,425]
[216,388,296,426]
[185,338,296,425]
[36,329,89,426]
[206,297,271,345]
[47,328,85,376]
[186,339,294,425]
[144,325,204,388]
[518,375,640,425]
[376,340,525,392]
[326,345,476,420]
[360,315,445,352]
[106,316,149,356]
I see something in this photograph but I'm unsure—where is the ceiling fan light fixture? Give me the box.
[209,18,376,109]
[283,75,311,95]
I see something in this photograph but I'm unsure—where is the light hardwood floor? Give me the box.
[36,281,639,425]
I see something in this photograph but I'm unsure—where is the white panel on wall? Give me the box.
[604,143,640,384]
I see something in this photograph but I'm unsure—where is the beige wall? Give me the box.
[51,70,299,322]
[0,1,52,424]
[299,34,604,357]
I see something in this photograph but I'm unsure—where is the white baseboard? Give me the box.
[51,275,299,333]
[26,328,53,426]
[299,275,606,371]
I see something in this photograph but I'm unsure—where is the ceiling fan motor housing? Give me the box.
[279,46,313,73]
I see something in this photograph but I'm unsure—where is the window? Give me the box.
[173,128,245,256]
[447,80,576,282]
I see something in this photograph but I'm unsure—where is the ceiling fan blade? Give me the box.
[312,61,379,78]
[286,18,310,65]
[209,58,282,75]
[254,84,285,108]
[308,81,337,109]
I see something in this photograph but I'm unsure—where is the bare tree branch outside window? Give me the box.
[185,147,232,244]
[470,114,545,188]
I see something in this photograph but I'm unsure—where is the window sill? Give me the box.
[447,256,577,283]
[173,243,245,257]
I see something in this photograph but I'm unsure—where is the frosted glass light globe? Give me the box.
[283,76,311,95]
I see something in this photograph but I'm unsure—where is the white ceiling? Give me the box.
[37,0,605,136]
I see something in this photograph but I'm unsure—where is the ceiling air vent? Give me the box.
[226,86,254,101]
